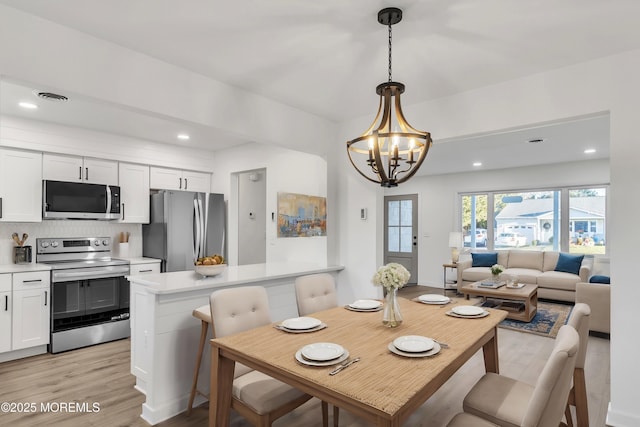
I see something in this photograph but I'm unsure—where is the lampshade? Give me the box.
[448,231,463,248]
[346,7,432,187]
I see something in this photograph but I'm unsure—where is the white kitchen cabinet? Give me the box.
[11,271,50,350]
[150,166,210,193]
[118,163,150,223]
[43,153,118,185]
[0,148,43,222]
[0,274,11,353]
[129,261,161,275]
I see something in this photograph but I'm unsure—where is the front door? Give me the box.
[384,194,418,285]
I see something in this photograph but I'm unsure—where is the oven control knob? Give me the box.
[102,240,109,246]
[41,241,50,248]
[51,241,59,248]
[94,240,100,246]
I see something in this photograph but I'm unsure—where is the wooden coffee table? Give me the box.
[461,282,538,322]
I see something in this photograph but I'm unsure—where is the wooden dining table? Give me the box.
[209,297,508,427]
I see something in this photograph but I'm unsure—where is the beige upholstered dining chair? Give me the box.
[294,273,340,427]
[447,324,580,427]
[294,273,338,316]
[564,303,591,427]
[209,286,327,427]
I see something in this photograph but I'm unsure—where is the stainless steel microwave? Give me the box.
[43,180,121,220]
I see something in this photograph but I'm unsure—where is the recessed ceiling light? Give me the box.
[177,133,190,141]
[584,148,596,154]
[473,162,482,167]
[18,101,38,109]
[527,138,545,144]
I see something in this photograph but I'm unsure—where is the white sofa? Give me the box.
[576,281,610,333]
[456,250,592,302]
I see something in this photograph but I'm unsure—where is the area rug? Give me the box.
[498,301,574,338]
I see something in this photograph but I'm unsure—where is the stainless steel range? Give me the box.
[36,237,131,353]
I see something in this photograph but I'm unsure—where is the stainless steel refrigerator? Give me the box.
[143,191,226,272]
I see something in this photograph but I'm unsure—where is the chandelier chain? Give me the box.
[388,23,393,82]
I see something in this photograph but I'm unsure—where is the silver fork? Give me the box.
[329,357,360,375]
[433,339,450,349]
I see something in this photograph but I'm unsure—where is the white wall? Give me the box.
[212,143,328,266]
[337,49,640,425]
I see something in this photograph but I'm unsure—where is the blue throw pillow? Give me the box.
[471,252,498,268]
[589,275,611,284]
[555,253,584,275]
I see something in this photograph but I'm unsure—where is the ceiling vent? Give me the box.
[34,91,69,102]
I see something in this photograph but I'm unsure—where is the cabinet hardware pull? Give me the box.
[139,269,152,273]
[44,291,47,306]
[23,279,42,283]
[0,197,3,218]
[4,295,7,311]
[79,166,82,180]
[122,203,125,220]
[185,178,188,190]
[179,177,182,189]
[86,167,89,181]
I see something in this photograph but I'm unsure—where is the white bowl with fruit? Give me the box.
[195,254,226,277]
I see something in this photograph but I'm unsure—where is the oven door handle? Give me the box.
[52,266,130,282]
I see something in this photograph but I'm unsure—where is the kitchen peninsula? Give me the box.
[127,262,343,425]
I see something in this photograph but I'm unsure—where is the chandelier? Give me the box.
[346,7,432,187]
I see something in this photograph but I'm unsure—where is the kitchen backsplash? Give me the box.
[0,222,142,265]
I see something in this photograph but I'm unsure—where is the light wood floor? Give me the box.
[0,285,610,427]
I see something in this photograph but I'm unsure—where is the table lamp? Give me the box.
[448,231,462,263]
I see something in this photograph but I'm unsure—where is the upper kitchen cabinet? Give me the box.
[43,153,118,185]
[0,148,43,222]
[150,167,210,193]
[118,163,150,223]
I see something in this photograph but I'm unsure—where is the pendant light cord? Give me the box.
[388,23,393,82]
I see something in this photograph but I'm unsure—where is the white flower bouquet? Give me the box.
[491,264,504,276]
[372,263,411,290]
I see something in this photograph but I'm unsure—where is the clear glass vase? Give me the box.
[382,288,403,327]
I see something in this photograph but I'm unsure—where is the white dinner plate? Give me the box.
[349,299,383,310]
[295,349,350,367]
[452,305,486,316]
[393,335,435,353]
[300,343,346,362]
[418,294,450,304]
[281,317,322,330]
[388,342,441,358]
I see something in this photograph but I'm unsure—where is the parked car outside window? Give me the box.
[463,229,487,247]
[496,232,527,247]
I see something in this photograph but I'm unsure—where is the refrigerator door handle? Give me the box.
[197,197,205,258]
[193,198,201,261]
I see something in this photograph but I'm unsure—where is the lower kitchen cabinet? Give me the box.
[11,271,50,351]
[129,260,161,275]
[0,274,11,353]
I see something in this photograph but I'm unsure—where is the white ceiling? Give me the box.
[1,0,632,174]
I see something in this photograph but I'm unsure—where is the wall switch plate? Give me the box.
[360,208,367,220]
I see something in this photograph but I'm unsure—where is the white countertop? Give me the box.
[122,257,161,265]
[127,262,344,295]
[0,263,51,274]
